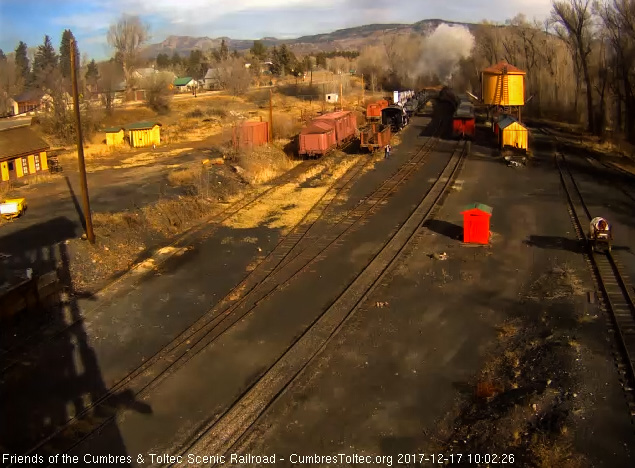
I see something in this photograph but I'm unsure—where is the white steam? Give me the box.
[419,24,475,83]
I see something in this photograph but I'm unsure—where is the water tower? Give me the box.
[481,61,526,122]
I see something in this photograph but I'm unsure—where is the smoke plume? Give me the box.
[419,24,475,83]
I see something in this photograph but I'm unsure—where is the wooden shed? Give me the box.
[0,126,50,182]
[498,116,528,152]
[104,126,125,147]
[125,121,161,148]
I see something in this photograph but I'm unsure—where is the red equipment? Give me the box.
[461,203,492,244]
[360,123,391,151]
[313,111,357,147]
[232,121,270,150]
[299,121,337,158]
[366,99,389,120]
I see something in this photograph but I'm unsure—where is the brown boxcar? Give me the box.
[299,121,337,157]
[314,111,357,146]
[232,121,270,150]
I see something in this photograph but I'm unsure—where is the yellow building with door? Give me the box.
[482,61,526,107]
[498,116,528,151]
[105,126,126,147]
[125,121,161,148]
[0,126,50,182]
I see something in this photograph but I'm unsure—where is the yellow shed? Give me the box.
[481,61,526,107]
[498,116,528,152]
[105,126,125,147]
[125,121,161,148]
[0,126,50,182]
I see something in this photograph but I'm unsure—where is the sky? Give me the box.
[0,0,554,60]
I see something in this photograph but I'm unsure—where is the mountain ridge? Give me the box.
[141,18,477,58]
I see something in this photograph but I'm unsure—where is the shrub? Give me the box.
[143,72,174,114]
[186,108,204,118]
[206,106,227,118]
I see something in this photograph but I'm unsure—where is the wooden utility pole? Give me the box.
[269,88,274,141]
[361,74,365,106]
[70,38,95,244]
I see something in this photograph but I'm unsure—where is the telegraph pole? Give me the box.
[70,38,95,244]
[269,88,274,141]
[361,74,365,105]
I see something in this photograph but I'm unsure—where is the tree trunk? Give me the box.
[580,56,595,134]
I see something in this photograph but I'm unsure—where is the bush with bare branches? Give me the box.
[143,71,174,114]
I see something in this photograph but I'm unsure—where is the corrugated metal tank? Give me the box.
[481,62,526,106]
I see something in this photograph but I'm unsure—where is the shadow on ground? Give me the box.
[0,218,148,465]
[423,219,463,241]
[524,235,584,254]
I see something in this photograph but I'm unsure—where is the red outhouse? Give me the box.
[461,203,493,244]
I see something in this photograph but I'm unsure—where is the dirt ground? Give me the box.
[233,125,634,467]
[0,83,386,294]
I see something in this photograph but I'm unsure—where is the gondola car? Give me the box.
[382,106,408,132]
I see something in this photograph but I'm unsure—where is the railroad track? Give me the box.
[555,152,635,419]
[17,123,447,463]
[541,126,635,204]
[170,139,468,467]
[0,159,323,363]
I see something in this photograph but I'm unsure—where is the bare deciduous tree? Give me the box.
[217,58,252,95]
[552,0,597,132]
[107,15,150,86]
[0,57,24,115]
[143,71,173,114]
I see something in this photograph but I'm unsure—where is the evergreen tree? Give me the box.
[14,41,30,82]
[231,49,240,59]
[171,51,181,67]
[33,35,58,73]
[32,35,59,88]
[250,40,267,60]
[85,59,99,87]
[315,52,327,69]
[0,49,6,62]
[187,49,204,79]
[156,53,170,69]
[59,29,76,78]
[219,39,229,61]
[270,46,282,76]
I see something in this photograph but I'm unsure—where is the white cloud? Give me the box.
[115,0,339,25]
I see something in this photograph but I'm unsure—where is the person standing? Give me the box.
[385,144,391,159]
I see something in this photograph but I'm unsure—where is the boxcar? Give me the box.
[314,111,357,146]
[299,121,337,158]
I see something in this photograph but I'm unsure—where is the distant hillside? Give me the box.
[141,19,478,58]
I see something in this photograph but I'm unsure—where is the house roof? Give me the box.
[499,116,527,131]
[462,203,493,215]
[174,77,194,86]
[125,121,162,130]
[103,126,125,133]
[482,61,526,75]
[13,89,46,103]
[134,68,156,77]
[204,68,219,79]
[0,126,50,161]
